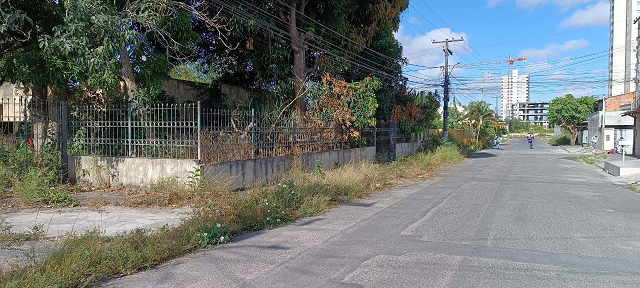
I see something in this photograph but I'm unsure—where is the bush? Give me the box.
[425,133,445,152]
[548,134,572,145]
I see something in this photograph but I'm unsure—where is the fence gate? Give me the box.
[375,120,397,163]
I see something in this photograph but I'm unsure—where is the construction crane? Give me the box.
[504,54,527,120]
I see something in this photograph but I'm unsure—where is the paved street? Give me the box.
[103,138,640,287]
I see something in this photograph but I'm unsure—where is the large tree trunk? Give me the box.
[288,1,307,121]
[119,48,137,100]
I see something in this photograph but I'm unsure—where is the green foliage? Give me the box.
[425,133,445,152]
[389,90,440,134]
[547,135,572,145]
[197,223,232,248]
[447,100,467,130]
[548,94,595,145]
[507,118,531,133]
[530,125,549,134]
[187,168,205,192]
[230,179,303,231]
[465,101,499,144]
[313,160,325,179]
[347,78,382,129]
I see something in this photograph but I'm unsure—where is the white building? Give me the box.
[501,69,529,120]
[609,0,639,97]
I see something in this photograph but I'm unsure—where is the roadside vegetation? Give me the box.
[0,138,77,208]
[579,153,607,165]
[0,143,465,287]
[547,134,572,146]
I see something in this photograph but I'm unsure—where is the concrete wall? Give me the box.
[69,156,199,188]
[202,147,376,190]
[396,142,423,158]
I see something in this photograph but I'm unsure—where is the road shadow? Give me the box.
[342,202,375,208]
[471,152,498,158]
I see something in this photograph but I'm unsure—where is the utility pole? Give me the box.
[433,37,464,141]
[634,16,640,154]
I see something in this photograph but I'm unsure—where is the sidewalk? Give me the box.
[558,144,640,184]
[0,206,191,271]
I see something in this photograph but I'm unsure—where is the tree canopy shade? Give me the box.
[548,94,595,145]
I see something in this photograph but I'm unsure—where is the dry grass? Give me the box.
[0,144,466,287]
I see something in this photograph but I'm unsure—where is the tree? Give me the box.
[209,0,408,119]
[465,101,499,144]
[447,98,466,130]
[506,117,531,133]
[548,94,595,145]
[2,0,233,105]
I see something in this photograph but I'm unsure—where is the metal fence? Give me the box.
[67,103,199,159]
[0,97,66,182]
[199,108,374,164]
[2,98,409,168]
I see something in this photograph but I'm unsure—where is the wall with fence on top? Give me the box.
[3,96,436,189]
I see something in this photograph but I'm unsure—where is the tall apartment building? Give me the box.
[501,69,530,120]
[609,0,639,97]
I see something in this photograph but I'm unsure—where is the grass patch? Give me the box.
[579,153,607,165]
[625,182,640,193]
[0,145,466,287]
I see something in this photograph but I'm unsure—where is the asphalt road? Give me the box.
[103,138,640,287]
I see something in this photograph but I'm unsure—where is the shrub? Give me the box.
[548,134,572,145]
[425,133,445,152]
[197,223,232,248]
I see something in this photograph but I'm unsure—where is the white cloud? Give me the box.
[395,26,470,84]
[517,0,598,10]
[488,0,599,10]
[488,0,504,7]
[559,2,608,28]
[518,39,590,59]
[408,17,420,25]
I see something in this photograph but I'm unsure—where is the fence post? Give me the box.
[390,121,397,162]
[197,101,201,161]
[373,127,377,149]
[60,101,68,184]
[251,108,255,159]
[127,103,132,156]
[23,97,28,174]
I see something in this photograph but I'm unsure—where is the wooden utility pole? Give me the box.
[433,37,464,141]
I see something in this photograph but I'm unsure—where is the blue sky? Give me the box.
[395,0,610,109]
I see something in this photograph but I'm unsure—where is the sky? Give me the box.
[395,0,610,111]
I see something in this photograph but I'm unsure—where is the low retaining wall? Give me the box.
[68,156,199,188]
[68,147,376,189]
[396,142,423,158]
[202,147,376,190]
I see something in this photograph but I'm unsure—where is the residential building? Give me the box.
[501,69,529,120]
[0,82,31,135]
[609,0,639,97]
[515,101,550,128]
[590,92,635,152]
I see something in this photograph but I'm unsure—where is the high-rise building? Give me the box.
[501,69,530,120]
[609,0,639,97]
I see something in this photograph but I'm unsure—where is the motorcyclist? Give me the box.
[492,134,501,149]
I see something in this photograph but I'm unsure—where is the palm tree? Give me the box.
[464,101,499,144]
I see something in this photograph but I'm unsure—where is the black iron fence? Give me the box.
[1,99,388,170]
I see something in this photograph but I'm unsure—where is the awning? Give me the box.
[621,108,640,118]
